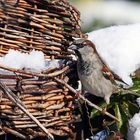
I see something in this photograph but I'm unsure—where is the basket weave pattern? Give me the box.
[0,0,82,139]
[0,0,81,57]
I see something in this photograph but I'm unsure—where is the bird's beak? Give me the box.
[69,38,86,51]
[68,44,77,50]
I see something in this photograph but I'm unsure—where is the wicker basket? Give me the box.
[0,0,83,139]
[0,0,82,57]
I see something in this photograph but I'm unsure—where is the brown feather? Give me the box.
[84,40,128,85]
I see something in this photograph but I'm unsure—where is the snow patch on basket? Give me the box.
[0,49,61,72]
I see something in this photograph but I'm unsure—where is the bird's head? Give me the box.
[69,39,96,57]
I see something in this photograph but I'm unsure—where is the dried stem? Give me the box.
[2,127,26,139]
[0,64,69,78]
[54,77,119,122]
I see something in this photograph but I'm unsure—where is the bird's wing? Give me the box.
[101,65,128,85]
[101,65,115,83]
[90,41,128,86]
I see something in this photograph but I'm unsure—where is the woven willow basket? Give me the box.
[0,0,83,139]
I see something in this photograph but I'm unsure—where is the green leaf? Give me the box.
[119,102,129,136]
[90,108,100,118]
[114,104,123,129]
[113,102,129,137]
[127,101,139,117]
[129,77,140,93]
[90,101,112,118]
[90,101,107,118]
[120,102,129,117]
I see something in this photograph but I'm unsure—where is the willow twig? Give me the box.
[0,64,69,78]
[54,77,119,122]
[3,126,26,139]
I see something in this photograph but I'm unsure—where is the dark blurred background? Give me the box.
[69,0,140,32]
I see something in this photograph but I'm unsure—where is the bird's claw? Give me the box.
[101,107,107,115]
[75,90,81,98]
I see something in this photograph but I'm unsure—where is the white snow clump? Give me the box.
[88,23,140,86]
[128,98,140,140]
[0,49,61,72]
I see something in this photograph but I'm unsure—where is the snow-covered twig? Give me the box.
[0,64,69,78]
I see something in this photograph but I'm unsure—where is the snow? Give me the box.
[88,23,140,86]
[127,98,140,140]
[0,49,45,71]
[45,59,63,70]
[0,49,61,72]
[128,97,140,140]
[128,112,140,140]
[136,98,140,107]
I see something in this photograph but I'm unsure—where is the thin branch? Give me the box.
[0,64,69,78]
[54,77,119,122]
[0,80,54,140]
[2,126,26,139]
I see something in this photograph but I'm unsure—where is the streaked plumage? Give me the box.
[70,39,125,104]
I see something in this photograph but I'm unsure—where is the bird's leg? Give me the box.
[104,95,110,105]
[75,86,86,98]
[75,90,81,98]
[75,80,83,98]
[100,95,110,114]
[101,107,107,115]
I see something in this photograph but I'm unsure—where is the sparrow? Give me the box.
[69,38,126,104]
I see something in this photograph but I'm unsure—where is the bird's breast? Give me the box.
[78,62,114,98]
[78,71,103,97]
[77,60,93,76]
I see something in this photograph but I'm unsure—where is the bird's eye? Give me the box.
[83,42,87,46]
[78,44,84,48]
